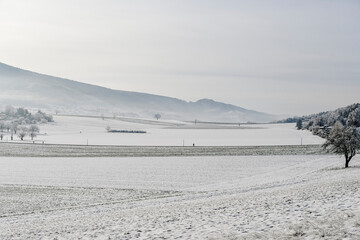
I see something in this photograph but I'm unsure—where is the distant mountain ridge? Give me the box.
[0,62,276,122]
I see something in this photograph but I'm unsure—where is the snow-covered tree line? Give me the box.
[280,103,360,168]
[302,103,360,138]
[301,103,360,168]
[0,106,53,141]
[280,103,360,137]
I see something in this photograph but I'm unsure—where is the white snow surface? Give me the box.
[27,115,323,146]
[1,155,360,239]
[0,155,332,191]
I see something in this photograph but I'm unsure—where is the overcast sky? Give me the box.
[0,0,359,115]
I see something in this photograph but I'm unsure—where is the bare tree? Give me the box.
[154,113,161,120]
[28,125,40,140]
[17,126,28,141]
[323,121,360,168]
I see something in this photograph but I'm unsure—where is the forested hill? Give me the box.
[280,103,360,137]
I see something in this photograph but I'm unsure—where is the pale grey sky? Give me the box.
[0,0,359,115]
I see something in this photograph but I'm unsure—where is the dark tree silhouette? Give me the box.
[154,113,161,120]
[296,119,303,130]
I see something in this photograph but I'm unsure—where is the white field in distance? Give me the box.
[27,115,325,146]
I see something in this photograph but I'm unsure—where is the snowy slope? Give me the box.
[0,62,276,122]
[0,155,359,239]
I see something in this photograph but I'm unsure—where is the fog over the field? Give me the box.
[0,0,359,115]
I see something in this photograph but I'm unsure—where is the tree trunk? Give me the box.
[345,155,353,168]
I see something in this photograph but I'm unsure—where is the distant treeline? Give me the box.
[0,106,53,141]
[1,105,53,124]
[108,129,146,134]
[278,103,360,138]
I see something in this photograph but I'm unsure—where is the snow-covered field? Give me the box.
[1,155,359,239]
[0,143,325,157]
[22,115,323,146]
[0,115,357,239]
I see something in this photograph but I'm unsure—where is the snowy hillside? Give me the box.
[1,155,359,239]
[0,62,276,122]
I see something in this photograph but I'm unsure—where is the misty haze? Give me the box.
[0,1,360,239]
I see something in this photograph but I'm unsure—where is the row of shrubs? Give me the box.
[108,130,146,134]
[106,126,146,134]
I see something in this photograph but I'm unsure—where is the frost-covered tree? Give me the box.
[296,119,303,130]
[28,125,40,140]
[326,112,338,126]
[4,105,15,116]
[17,126,28,141]
[11,121,18,134]
[323,121,360,168]
[347,108,360,127]
[313,116,325,127]
[16,108,29,118]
